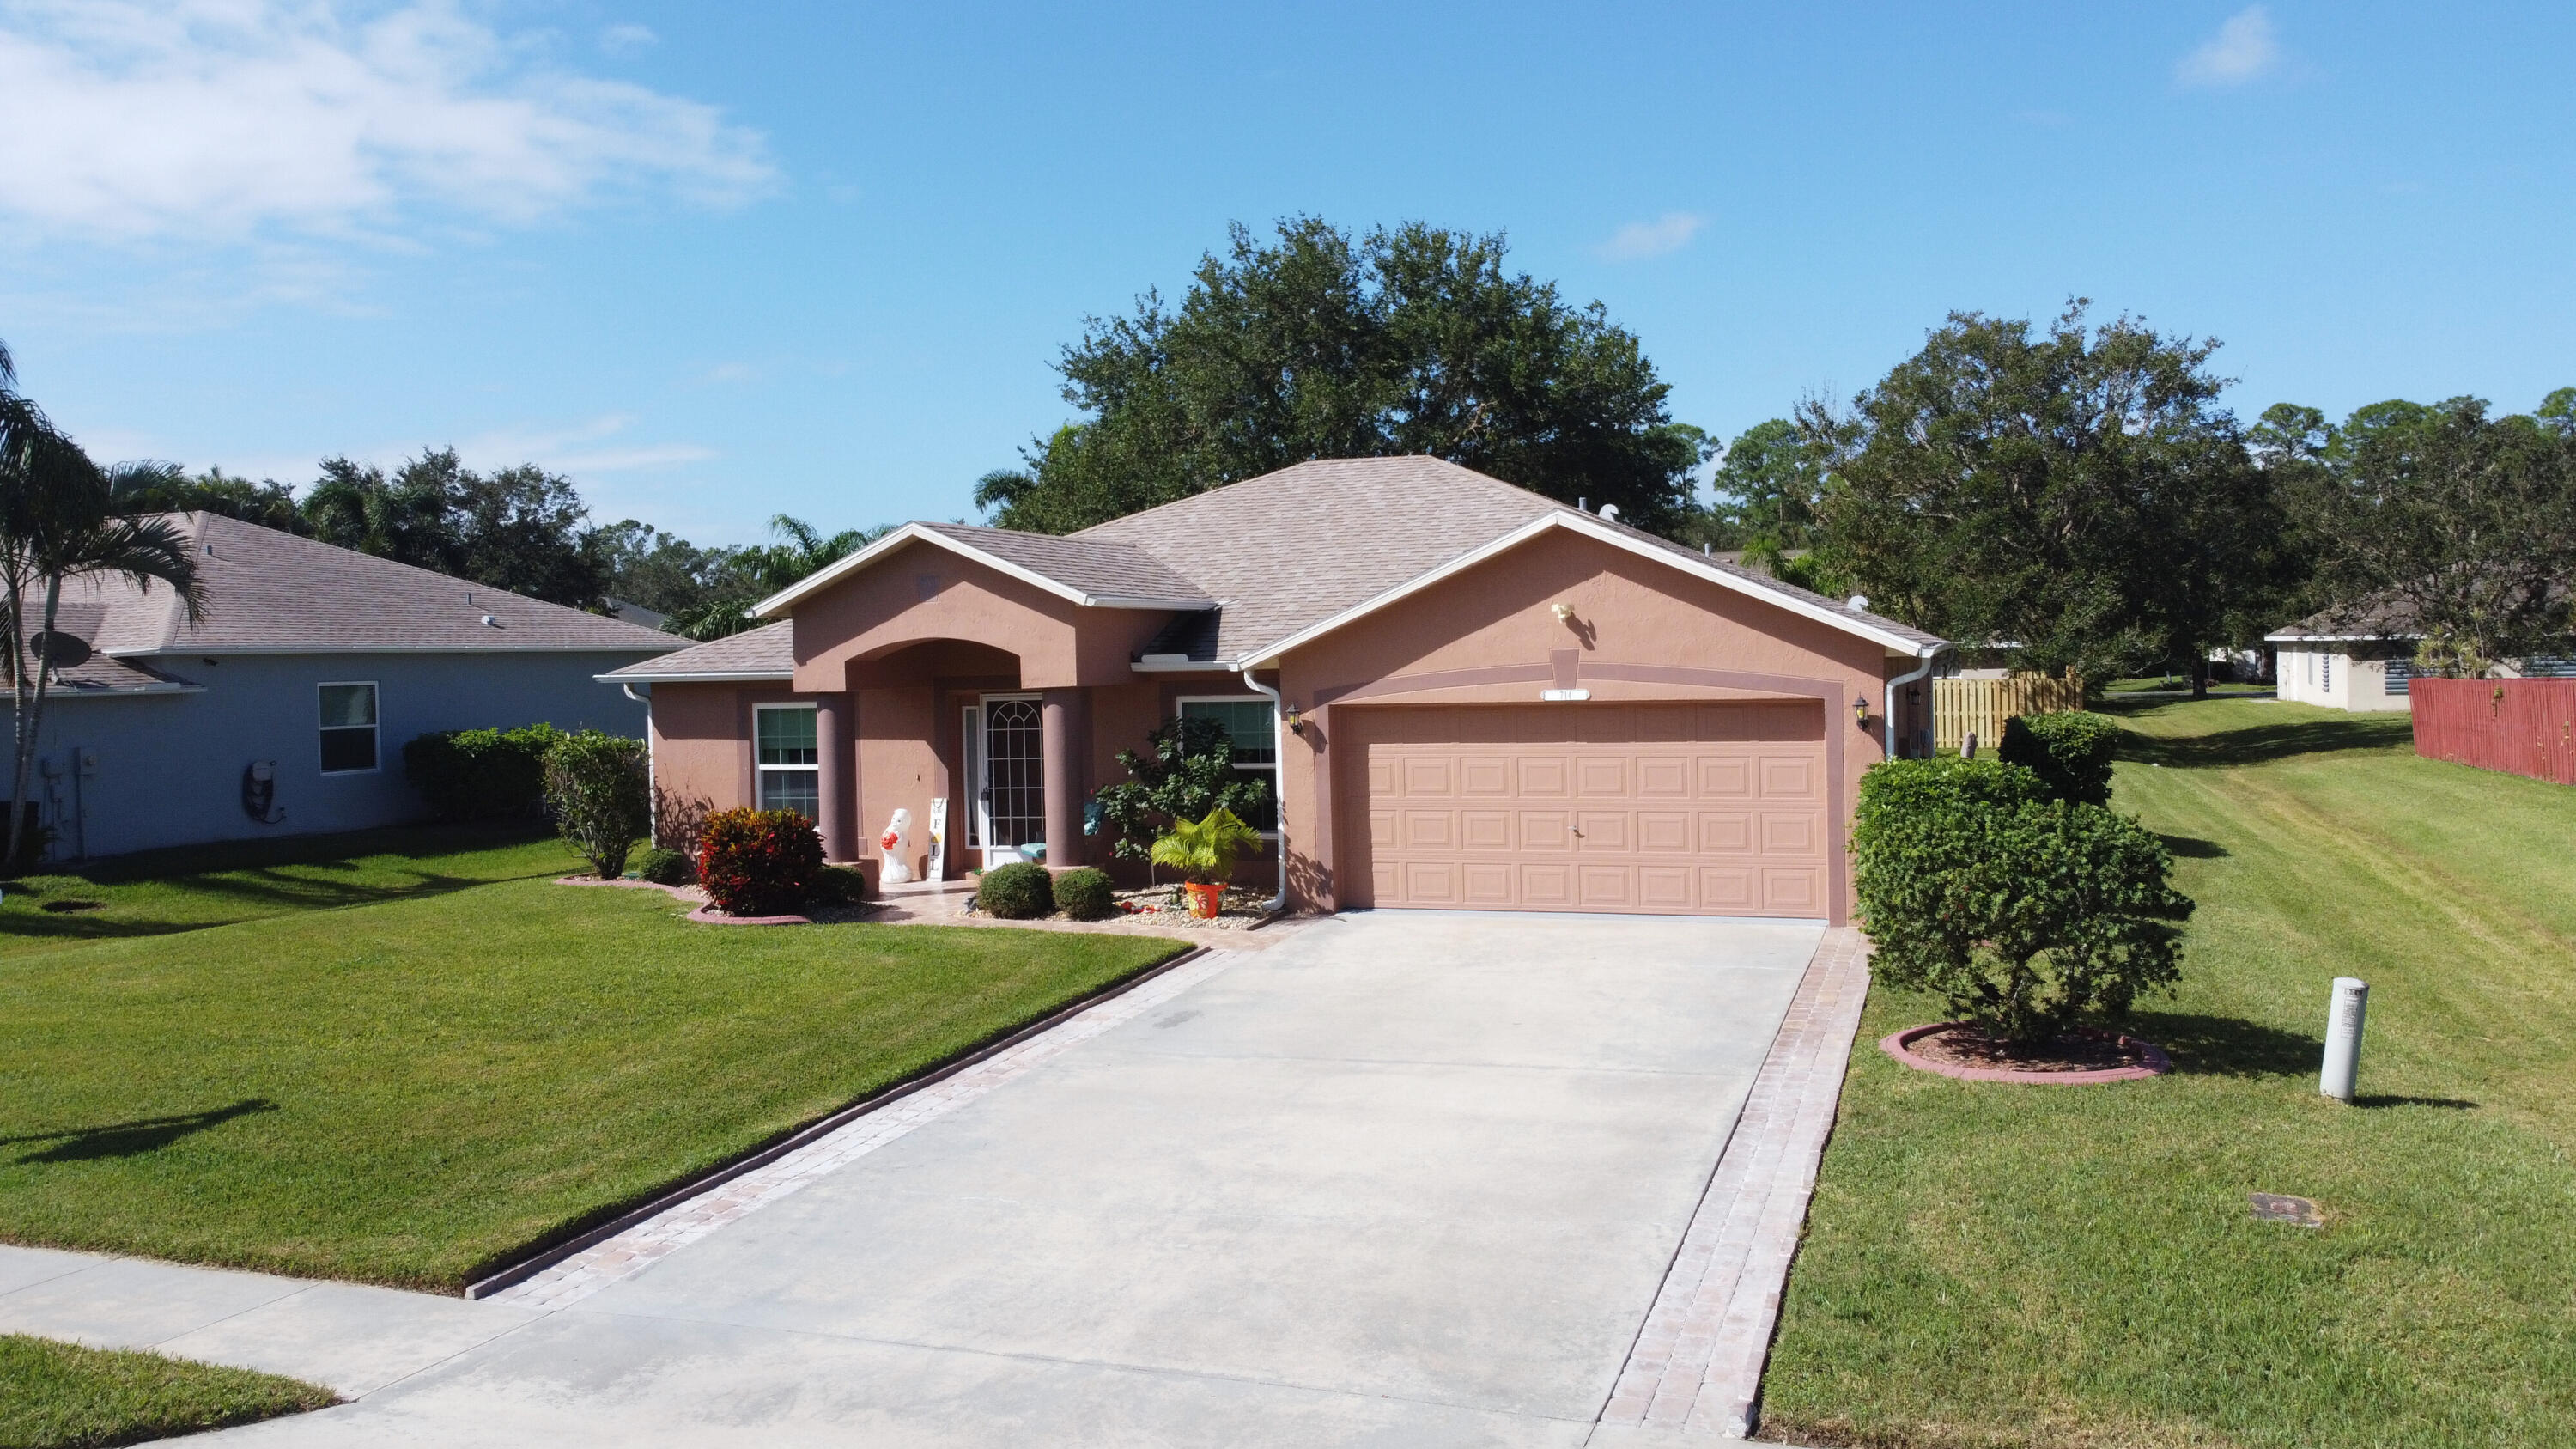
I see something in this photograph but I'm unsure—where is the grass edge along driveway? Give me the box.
[1760,698,2576,1449]
[0,1334,333,1449]
[0,870,1186,1293]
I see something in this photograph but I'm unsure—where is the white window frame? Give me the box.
[317,680,380,776]
[752,702,821,818]
[1176,694,1280,840]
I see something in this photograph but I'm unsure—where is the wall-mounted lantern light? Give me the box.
[1284,704,1306,736]
[1855,697,1872,727]
[1551,602,1576,623]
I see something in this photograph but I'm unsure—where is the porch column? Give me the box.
[1041,687,1079,868]
[814,691,854,862]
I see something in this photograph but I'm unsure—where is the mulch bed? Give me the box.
[1882,1022,2172,1084]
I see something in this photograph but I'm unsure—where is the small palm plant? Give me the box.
[1150,806,1263,917]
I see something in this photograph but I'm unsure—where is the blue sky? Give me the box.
[3,1,2569,546]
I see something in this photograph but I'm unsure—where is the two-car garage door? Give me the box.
[1342,702,1830,918]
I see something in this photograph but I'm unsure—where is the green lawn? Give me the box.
[0,1335,331,1448]
[1763,698,2576,1449]
[0,823,579,959]
[0,845,1184,1291]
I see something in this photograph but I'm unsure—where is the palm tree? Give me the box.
[0,404,204,868]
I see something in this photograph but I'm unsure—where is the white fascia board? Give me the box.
[107,644,681,657]
[1130,658,1235,673]
[1239,511,1939,667]
[596,670,793,684]
[2263,632,2404,644]
[750,523,1213,618]
[15,684,205,701]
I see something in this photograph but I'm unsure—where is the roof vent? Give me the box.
[1597,503,1620,523]
[481,613,497,627]
[1846,595,1870,612]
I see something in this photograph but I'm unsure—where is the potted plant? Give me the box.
[1150,807,1262,918]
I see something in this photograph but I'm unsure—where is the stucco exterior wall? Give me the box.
[1270,529,1901,921]
[787,538,1173,693]
[6,649,659,861]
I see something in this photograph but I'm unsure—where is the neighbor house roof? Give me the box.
[2267,594,2424,644]
[735,457,1945,669]
[63,512,684,661]
[604,620,796,682]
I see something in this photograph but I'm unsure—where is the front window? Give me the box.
[319,682,378,774]
[1179,697,1277,833]
[755,703,819,817]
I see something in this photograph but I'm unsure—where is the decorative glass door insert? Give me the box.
[981,697,1044,849]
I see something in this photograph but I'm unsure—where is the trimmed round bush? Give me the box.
[977,861,1054,919]
[2001,710,2123,806]
[1854,755,2192,1042]
[630,845,692,886]
[807,864,869,908]
[1053,867,1115,921]
[697,807,824,916]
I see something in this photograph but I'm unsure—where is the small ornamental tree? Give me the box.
[696,807,823,916]
[1091,716,1271,862]
[541,732,649,880]
[1999,711,2123,806]
[1150,807,1264,885]
[1853,757,2193,1042]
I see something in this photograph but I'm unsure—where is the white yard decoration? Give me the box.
[878,807,916,885]
[926,797,948,882]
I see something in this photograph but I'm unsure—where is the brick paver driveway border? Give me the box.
[1597,927,1872,1440]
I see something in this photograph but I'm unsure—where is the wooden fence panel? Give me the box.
[2409,677,2576,786]
[1934,676,2087,754]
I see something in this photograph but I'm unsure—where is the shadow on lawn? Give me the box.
[2127,1013,2323,1078]
[2102,705,2415,770]
[6,1099,277,1163]
[2159,834,2230,858]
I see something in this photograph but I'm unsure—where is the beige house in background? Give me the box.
[606,459,1949,923]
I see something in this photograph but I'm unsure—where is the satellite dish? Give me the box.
[27,631,92,668]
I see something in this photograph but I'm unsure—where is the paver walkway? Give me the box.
[0,914,1866,1446]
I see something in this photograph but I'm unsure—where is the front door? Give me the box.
[980,695,1045,858]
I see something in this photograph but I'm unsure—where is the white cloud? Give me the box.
[598,21,654,56]
[2177,6,2281,88]
[452,413,715,476]
[0,0,777,242]
[1596,211,1704,263]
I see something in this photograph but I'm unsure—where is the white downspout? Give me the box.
[623,681,655,847]
[1242,669,1290,914]
[1884,647,1942,760]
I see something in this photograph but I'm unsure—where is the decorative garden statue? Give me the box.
[878,807,915,885]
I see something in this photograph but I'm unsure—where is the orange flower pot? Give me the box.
[1183,881,1224,919]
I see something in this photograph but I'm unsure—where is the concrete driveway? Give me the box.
[221,910,1822,1446]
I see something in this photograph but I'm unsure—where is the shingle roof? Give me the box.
[2268,594,2423,642]
[914,523,1212,607]
[604,620,795,680]
[79,513,683,657]
[1078,457,1947,661]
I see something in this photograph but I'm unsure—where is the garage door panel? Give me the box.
[1637,811,1692,853]
[1343,703,1830,919]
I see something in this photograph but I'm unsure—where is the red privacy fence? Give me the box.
[2410,677,2576,786]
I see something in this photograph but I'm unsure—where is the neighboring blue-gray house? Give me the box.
[6,512,682,861]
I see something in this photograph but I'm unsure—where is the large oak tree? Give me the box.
[975,218,1704,534]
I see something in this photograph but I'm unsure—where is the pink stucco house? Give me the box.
[604,458,1947,923]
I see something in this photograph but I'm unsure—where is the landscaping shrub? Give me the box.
[2001,710,2123,806]
[629,845,692,886]
[696,807,824,916]
[977,861,1054,919]
[1091,715,1272,861]
[403,724,565,821]
[1853,756,2193,1042]
[807,864,869,908]
[1053,867,1115,921]
[541,732,650,880]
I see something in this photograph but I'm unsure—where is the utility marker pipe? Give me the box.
[2319,977,2368,1102]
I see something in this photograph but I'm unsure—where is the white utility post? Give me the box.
[2319,977,2369,1102]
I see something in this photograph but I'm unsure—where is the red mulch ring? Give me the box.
[1881,1022,2171,1085]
